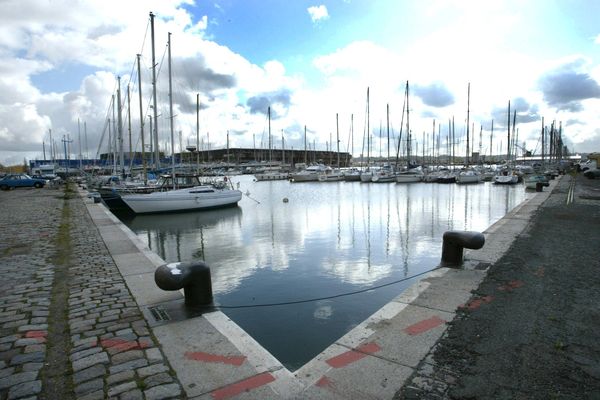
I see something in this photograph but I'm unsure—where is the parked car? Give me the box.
[0,174,47,190]
[583,168,600,179]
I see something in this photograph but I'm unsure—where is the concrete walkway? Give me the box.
[0,176,560,399]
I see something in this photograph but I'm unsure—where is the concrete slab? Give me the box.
[154,315,283,398]
[343,304,454,368]
[410,269,485,313]
[465,235,516,264]
[296,350,413,400]
[112,252,157,276]
[123,272,182,306]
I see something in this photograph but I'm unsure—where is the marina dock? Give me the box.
[1,173,598,399]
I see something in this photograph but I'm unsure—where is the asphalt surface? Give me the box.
[397,172,600,399]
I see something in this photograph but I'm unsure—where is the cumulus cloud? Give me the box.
[307,5,329,23]
[489,97,541,128]
[246,90,292,118]
[413,82,454,107]
[538,59,600,111]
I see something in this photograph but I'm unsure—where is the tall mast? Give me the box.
[136,54,147,183]
[127,84,132,170]
[490,120,494,162]
[111,95,117,174]
[150,12,160,171]
[268,107,272,164]
[507,100,511,162]
[406,81,410,167]
[77,118,82,171]
[49,129,54,162]
[466,82,470,167]
[386,104,390,162]
[167,32,175,188]
[395,83,406,168]
[336,113,340,168]
[117,77,124,176]
[350,114,353,166]
[196,93,200,173]
[367,87,370,167]
[303,125,307,164]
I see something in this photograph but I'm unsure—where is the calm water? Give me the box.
[117,175,531,370]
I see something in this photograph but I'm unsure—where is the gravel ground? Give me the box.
[397,173,600,400]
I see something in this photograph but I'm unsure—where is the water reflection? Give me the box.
[117,176,530,370]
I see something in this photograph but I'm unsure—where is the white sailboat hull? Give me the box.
[493,175,519,184]
[456,173,481,184]
[121,186,242,214]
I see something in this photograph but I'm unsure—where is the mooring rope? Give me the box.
[215,265,442,309]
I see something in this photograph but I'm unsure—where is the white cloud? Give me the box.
[307,5,329,23]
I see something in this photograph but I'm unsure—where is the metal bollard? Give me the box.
[155,261,213,307]
[440,230,485,267]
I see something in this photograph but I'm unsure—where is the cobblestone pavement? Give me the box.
[395,173,600,399]
[0,185,184,400]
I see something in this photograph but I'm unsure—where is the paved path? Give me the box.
[396,173,600,399]
[0,185,184,400]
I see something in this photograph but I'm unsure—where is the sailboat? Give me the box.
[494,100,518,184]
[396,81,423,183]
[121,32,241,214]
[318,114,345,181]
[456,83,481,184]
[254,107,289,181]
[360,87,374,182]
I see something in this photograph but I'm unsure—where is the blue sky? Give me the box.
[1,0,599,165]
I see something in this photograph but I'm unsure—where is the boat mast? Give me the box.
[466,82,470,167]
[304,125,307,164]
[490,120,494,162]
[386,104,390,163]
[196,93,200,174]
[150,12,160,171]
[77,118,82,171]
[136,54,147,184]
[507,100,511,162]
[111,95,117,174]
[167,32,175,189]
[268,106,272,165]
[395,83,406,169]
[127,84,132,171]
[367,87,370,168]
[406,81,410,167]
[336,113,340,168]
[117,76,124,177]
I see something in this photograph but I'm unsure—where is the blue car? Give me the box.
[0,174,47,190]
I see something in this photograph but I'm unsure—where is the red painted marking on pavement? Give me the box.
[25,331,47,338]
[498,280,525,291]
[460,295,494,310]
[99,338,150,351]
[315,376,333,388]
[325,342,381,368]
[404,316,446,335]
[210,372,275,400]
[184,351,246,366]
[25,331,47,342]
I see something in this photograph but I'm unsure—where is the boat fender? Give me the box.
[440,230,485,268]
[155,261,213,307]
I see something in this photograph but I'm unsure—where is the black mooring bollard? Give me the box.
[155,261,213,307]
[440,230,485,267]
